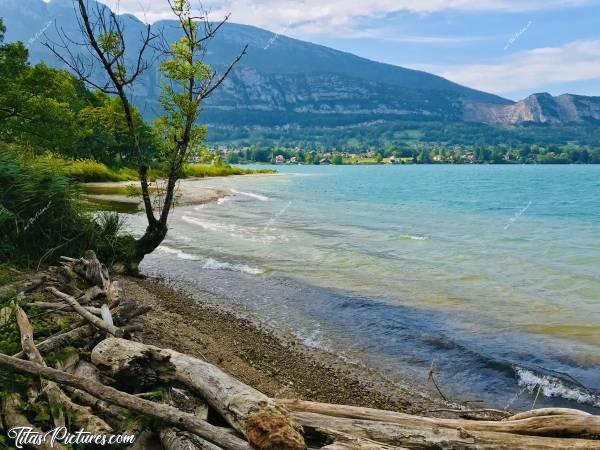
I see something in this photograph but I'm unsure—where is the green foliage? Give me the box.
[0,19,157,165]
[62,159,138,182]
[183,164,274,178]
[78,93,159,165]
[0,149,135,266]
[154,0,211,177]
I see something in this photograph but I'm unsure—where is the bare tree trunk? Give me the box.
[131,220,168,271]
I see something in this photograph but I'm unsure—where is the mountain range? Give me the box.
[3,0,600,147]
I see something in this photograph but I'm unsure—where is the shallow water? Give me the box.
[133,165,600,411]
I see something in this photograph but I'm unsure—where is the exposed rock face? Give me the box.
[463,93,600,124]
[4,0,600,131]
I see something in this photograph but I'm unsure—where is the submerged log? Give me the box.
[91,338,306,450]
[0,353,253,450]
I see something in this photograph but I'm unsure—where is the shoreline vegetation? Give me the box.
[213,146,600,165]
[1,255,600,450]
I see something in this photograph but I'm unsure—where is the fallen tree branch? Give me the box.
[47,287,124,337]
[91,338,306,450]
[15,306,111,434]
[13,324,94,359]
[24,301,103,316]
[0,353,253,450]
[12,302,151,359]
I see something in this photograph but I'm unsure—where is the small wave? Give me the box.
[202,258,264,275]
[515,366,600,407]
[217,196,232,205]
[294,326,324,349]
[231,189,269,201]
[391,233,429,241]
[181,215,287,243]
[157,245,200,261]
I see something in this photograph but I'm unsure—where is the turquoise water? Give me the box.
[137,165,600,410]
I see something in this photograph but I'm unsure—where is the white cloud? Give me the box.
[415,40,600,95]
[95,0,591,34]
[344,29,490,44]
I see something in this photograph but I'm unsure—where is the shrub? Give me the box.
[0,150,134,266]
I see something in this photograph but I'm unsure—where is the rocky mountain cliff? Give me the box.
[464,93,600,124]
[2,0,599,139]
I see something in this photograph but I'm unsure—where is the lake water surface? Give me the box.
[134,165,600,411]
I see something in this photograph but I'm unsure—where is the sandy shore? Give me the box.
[120,275,443,415]
[82,179,230,208]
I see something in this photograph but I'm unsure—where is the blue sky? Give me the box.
[98,0,600,100]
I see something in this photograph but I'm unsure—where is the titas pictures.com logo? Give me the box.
[7,427,136,448]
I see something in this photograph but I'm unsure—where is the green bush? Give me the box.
[0,150,135,266]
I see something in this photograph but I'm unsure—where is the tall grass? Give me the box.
[183,164,275,178]
[63,160,138,182]
[0,150,134,266]
[36,156,274,182]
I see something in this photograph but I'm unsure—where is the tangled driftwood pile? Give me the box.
[0,252,599,449]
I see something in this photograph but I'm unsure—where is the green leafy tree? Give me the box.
[44,1,244,270]
[331,153,343,165]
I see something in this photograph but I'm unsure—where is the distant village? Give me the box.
[206,143,598,165]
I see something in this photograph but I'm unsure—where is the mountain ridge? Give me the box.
[2,0,600,147]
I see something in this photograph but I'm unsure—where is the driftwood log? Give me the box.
[12,324,94,359]
[91,338,306,450]
[161,427,226,450]
[292,410,600,450]
[0,353,253,450]
[277,399,600,438]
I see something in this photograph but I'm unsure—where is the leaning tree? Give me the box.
[44,0,246,271]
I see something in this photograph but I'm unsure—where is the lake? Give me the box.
[133,164,600,411]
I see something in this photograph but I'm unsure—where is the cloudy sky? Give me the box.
[98,0,600,100]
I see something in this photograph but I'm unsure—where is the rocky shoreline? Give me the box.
[120,276,440,416]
